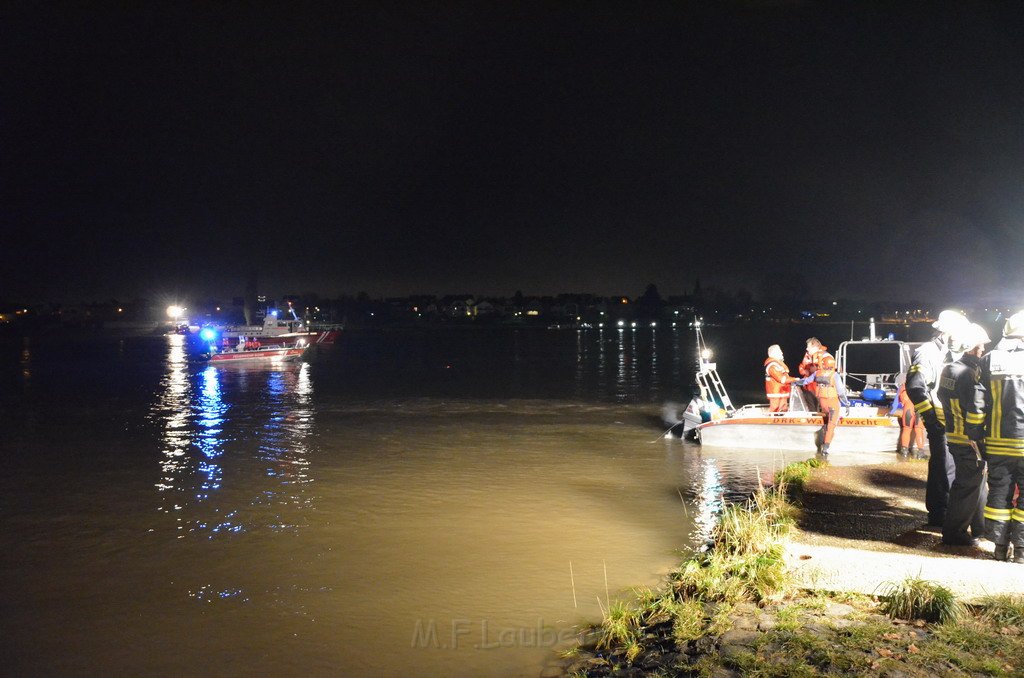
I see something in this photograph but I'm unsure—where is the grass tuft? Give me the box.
[596,600,641,655]
[878,576,964,623]
[672,598,706,644]
[774,457,827,500]
[977,594,1024,626]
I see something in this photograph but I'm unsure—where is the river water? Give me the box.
[0,323,917,676]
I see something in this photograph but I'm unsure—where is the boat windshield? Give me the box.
[837,341,911,398]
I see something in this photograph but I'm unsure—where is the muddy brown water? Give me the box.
[0,324,919,675]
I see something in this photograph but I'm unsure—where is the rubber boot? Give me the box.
[819,443,830,457]
[898,447,910,457]
[1013,549,1024,565]
[994,544,1010,562]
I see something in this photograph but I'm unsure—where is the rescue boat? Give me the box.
[207,340,308,364]
[215,309,340,346]
[675,319,914,453]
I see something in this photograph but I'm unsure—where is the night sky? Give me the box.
[4,2,1024,304]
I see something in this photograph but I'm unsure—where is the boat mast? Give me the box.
[691,317,735,414]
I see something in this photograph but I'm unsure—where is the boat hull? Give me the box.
[696,412,899,453]
[209,347,306,363]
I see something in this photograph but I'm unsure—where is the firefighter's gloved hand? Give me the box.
[795,376,813,387]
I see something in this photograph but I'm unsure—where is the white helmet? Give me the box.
[950,323,991,353]
[767,344,783,360]
[1004,310,1024,338]
[932,309,969,334]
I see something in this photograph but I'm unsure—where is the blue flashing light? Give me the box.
[200,328,217,342]
[271,310,278,317]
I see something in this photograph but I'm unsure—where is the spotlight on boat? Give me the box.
[167,305,184,320]
[701,349,712,361]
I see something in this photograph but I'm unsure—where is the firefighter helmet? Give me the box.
[932,309,969,333]
[1004,310,1024,338]
[950,323,991,352]
[768,344,783,360]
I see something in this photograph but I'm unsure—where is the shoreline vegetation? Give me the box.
[558,460,1024,677]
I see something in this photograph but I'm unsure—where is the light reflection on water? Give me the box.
[150,335,314,539]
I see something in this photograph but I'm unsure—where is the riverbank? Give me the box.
[556,458,1024,676]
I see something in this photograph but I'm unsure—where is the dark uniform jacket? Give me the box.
[906,336,953,426]
[936,353,985,447]
[980,337,1024,458]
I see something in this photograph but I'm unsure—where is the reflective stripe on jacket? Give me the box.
[936,354,985,446]
[981,338,1024,457]
[906,337,952,424]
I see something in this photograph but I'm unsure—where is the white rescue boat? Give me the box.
[676,319,915,453]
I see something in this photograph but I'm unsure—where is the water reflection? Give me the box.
[690,455,725,546]
[570,327,695,403]
[196,366,226,502]
[19,337,32,386]
[149,336,316,538]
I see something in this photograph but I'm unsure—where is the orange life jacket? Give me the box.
[764,357,793,398]
[810,349,838,399]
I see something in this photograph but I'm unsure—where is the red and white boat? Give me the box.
[216,310,340,346]
[208,340,309,364]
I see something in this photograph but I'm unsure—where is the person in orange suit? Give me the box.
[894,376,925,457]
[764,344,798,412]
[798,341,820,396]
[796,337,841,455]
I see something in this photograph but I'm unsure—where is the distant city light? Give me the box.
[617,320,625,327]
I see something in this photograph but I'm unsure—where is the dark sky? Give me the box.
[3,2,1024,304]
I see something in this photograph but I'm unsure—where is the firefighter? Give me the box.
[980,310,1024,562]
[906,309,969,526]
[764,344,798,413]
[796,338,842,455]
[936,323,990,546]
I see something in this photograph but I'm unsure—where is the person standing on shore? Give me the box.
[980,310,1024,563]
[936,323,990,546]
[764,344,798,413]
[893,374,926,457]
[906,309,969,526]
